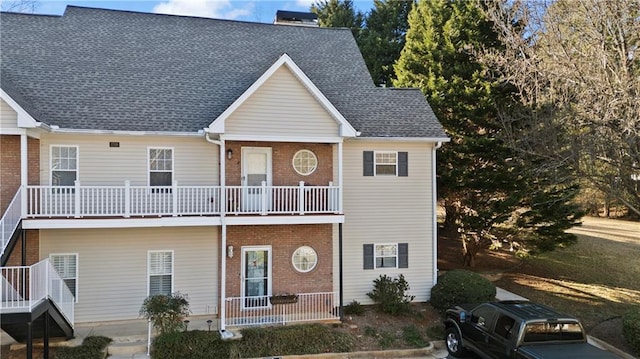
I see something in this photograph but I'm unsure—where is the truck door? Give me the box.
[467,305,499,352]
[488,314,518,358]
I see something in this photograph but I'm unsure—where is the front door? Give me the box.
[241,246,271,308]
[241,147,272,212]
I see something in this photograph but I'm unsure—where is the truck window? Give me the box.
[471,306,497,330]
[523,322,584,342]
[495,314,516,339]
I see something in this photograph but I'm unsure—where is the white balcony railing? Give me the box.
[0,259,75,326]
[225,292,339,327]
[25,181,340,218]
[0,188,22,259]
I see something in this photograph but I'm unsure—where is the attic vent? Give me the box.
[273,10,318,27]
[109,142,120,148]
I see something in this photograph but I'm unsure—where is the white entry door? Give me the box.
[241,246,272,308]
[241,147,272,212]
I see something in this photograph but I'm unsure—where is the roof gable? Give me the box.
[208,53,357,138]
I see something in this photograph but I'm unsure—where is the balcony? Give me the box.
[24,182,340,219]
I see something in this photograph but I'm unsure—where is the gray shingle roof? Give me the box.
[0,6,446,139]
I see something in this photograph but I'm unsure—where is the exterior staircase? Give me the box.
[0,188,75,350]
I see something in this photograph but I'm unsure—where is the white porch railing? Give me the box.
[0,259,75,326]
[226,182,340,215]
[0,188,22,258]
[225,292,339,327]
[25,182,340,218]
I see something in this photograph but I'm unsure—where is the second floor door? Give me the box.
[241,147,272,212]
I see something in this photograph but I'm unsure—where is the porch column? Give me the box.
[20,134,28,217]
[337,141,343,214]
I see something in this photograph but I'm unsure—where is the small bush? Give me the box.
[367,274,415,315]
[402,325,427,348]
[153,331,232,359]
[377,331,396,348]
[430,270,496,311]
[53,336,112,359]
[623,307,640,355]
[139,292,190,335]
[344,300,365,316]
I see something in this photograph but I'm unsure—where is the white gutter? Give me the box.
[48,127,203,137]
[352,136,450,142]
[204,131,232,336]
[432,141,443,287]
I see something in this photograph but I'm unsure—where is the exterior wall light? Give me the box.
[227,148,233,159]
[227,245,234,258]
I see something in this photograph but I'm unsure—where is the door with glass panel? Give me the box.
[241,246,271,308]
[241,147,272,212]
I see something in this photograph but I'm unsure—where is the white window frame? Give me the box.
[147,250,174,296]
[148,147,174,188]
[241,245,272,309]
[374,151,397,176]
[374,243,398,269]
[50,145,79,186]
[291,246,318,273]
[292,149,318,176]
[49,253,79,302]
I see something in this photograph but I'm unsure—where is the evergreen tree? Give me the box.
[311,0,364,38]
[359,0,414,86]
[394,0,582,266]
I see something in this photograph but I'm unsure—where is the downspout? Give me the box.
[205,132,231,336]
[432,142,443,287]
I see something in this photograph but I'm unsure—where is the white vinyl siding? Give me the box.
[39,134,218,186]
[225,66,339,137]
[39,227,218,323]
[148,251,173,296]
[50,145,78,186]
[50,253,78,301]
[341,141,435,304]
[0,99,19,132]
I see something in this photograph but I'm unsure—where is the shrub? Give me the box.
[139,292,191,335]
[402,325,427,348]
[366,274,415,315]
[153,324,354,358]
[623,306,640,355]
[344,300,365,316]
[53,336,112,359]
[430,269,496,311]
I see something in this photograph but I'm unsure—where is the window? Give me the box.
[291,246,318,273]
[375,244,397,268]
[51,146,78,186]
[148,251,173,296]
[149,148,173,191]
[363,243,408,269]
[363,151,408,176]
[375,152,397,175]
[495,314,516,339]
[50,254,78,301]
[471,305,497,330]
[292,150,318,176]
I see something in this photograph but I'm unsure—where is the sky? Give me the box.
[28,0,374,24]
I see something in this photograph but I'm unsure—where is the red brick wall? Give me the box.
[0,135,40,213]
[225,224,333,297]
[28,137,40,185]
[225,142,333,186]
[5,230,40,266]
[0,135,20,214]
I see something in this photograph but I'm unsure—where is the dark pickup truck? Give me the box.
[444,301,621,359]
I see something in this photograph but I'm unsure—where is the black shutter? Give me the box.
[363,151,374,176]
[363,244,374,269]
[398,152,408,177]
[398,243,408,268]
